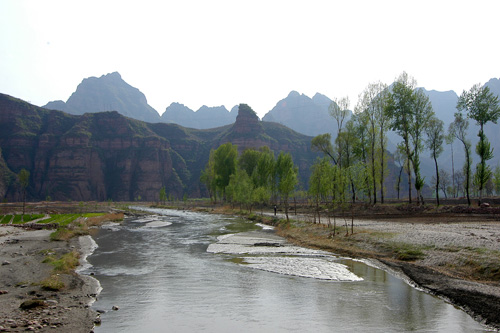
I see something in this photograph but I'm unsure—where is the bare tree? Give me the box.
[448,112,471,206]
[425,117,444,206]
[329,97,350,167]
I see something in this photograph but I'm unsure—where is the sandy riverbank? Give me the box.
[0,226,99,332]
[271,214,500,330]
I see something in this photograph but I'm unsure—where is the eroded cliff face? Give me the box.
[0,94,190,201]
[0,95,320,201]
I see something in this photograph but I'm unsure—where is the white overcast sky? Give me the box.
[0,0,499,118]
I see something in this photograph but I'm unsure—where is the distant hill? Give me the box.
[161,103,237,129]
[262,91,345,137]
[43,72,161,123]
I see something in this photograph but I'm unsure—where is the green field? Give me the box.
[0,213,104,226]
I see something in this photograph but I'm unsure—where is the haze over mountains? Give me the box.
[42,72,500,182]
[44,72,161,123]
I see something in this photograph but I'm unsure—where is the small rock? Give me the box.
[94,317,101,325]
[112,305,119,311]
[1,261,10,266]
[0,290,8,295]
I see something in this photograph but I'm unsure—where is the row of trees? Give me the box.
[200,73,499,214]
[200,143,298,221]
[311,72,500,207]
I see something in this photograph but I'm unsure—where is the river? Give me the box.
[85,208,487,332]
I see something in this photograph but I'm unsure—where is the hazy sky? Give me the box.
[1,0,499,118]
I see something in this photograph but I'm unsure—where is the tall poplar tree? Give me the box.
[386,72,416,203]
[457,84,500,205]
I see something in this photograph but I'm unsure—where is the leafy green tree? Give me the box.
[425,117,444,206]
[159,186,167,205]
[308,157,333,223]
[238,149,260,181]
[18,168,30,216]
[410,89,435,204]
[445,132,457,198]
[351,113,372,202]
[351,109,371,203]
[276,152,298,222]
[200,150,217,203]
[355,82,389,204]
[457,84,500,204]
[336,120,359,202]
[493,165,500,195]
[213,142,238,201]
[226,168,253,211]
[448,112,472,206]
[253,146,276,203]
[253,186,271,215]
[387,73,435,204]
[311,133,337,165]
[386,72,417,203]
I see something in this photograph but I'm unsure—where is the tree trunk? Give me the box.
[450,143,455,198]
[465,148,471,207]
[380,134,385,204]
[433,152,440,206]
[371,139,377,204]
[397,166,403,200]
[407,157,412,204]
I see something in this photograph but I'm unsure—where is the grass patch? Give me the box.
[0,215,12,224]
[50,228,82,241]
[383,242,427,261]
[43,250,79,273]
[0,214,56,224]
[40,275,65,291]
[12,215,23,223]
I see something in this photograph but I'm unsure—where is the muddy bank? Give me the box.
[0,226,99,332]
[380,259,500,329]
[271,215,500,330]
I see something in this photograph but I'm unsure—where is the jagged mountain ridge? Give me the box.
[161,103,238,129]
[262,91,342,137]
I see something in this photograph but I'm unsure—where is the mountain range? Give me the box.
[7,71,498,201]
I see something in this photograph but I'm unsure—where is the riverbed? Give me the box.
[85,208,488,332]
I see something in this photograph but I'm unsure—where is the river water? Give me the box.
[85,208,487,332]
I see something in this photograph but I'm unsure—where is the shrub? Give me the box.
[40,275,65,291]
[43,250,79,273]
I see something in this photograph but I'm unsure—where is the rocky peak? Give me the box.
[43,72,161,123]
[232,104,261,134]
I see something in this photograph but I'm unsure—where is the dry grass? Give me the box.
[40,274,65,291]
